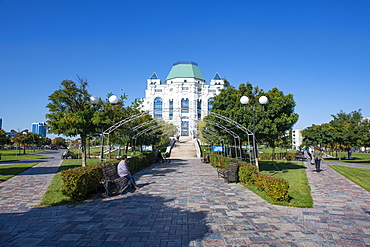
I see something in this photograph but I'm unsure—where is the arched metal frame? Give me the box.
[100,107,255,165]
[201,127,225,157]
[203,119,241,159]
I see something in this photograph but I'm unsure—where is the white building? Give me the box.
[292,129,303,150]
[141,61,224,137]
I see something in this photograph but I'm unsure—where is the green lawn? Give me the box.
[40,159,101,206]
[0,149,51,162]
[326,152,370,165]
[245,160,313,208]
[328,165,370,192]
[0,162,39,182]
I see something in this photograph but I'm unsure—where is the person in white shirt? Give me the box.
[117,155,139,189]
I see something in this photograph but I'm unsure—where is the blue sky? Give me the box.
[1,0,369,138]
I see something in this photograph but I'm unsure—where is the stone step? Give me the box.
[170,137,197,158]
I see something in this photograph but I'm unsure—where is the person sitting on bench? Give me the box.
[117,155,139,189]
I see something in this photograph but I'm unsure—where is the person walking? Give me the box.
[313,147,324,172]
[117,155,139,189]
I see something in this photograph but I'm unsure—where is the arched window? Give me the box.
[197,99,202,119]
[181,98,189,113]
[154,97,163,119]
[208,98,214,112]
[169,100,173,120]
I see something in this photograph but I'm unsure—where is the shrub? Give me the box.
[258,152,295,161]
[209,153,238,168]
[254,173,289,201]
[61,152,156,201]
[238,162,258,185]
[61,164,103,200]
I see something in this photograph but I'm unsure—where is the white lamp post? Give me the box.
[90,95,119,161]
[240,95,268,171]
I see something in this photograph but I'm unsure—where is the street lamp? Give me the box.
[240,95,268,171]
[90,95,119,161]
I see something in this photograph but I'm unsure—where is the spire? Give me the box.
[213,72,222,80]
[150,72,158,80]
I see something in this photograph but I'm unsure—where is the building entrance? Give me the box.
[181,121,189,136]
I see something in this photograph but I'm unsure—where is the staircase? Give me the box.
[170,137,197,158]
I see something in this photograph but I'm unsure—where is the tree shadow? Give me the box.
[0,194,209,246]
[259,160,307,173]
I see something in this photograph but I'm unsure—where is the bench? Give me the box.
[217,162,239,183]
[294,153,307,161]
[101,165,129,196]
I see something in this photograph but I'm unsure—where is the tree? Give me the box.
[46,78,97,166]
[206,83,299,158]
[52,137,67,147]
[302,109,370,157]
[0,128,9,146]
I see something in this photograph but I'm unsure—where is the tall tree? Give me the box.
[0,128,9,146]
[207,83,299,157]
[46,78,97,166]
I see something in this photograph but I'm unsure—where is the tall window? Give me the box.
[169,99,173,120]
[197,99,202,119]
[181,98,189,113]
[208,98,214,112]
[154,97,163,119]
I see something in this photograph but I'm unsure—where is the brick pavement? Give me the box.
[1,154,370,246]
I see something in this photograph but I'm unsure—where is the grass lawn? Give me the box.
[0,162,39,182]
[0,149,51,162]
[245,160,313,208]
[40,159,101,206]
[326,152,370,165]
[328,165,370,192]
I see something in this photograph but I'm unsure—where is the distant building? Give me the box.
[292,129,303,150]
[0,118,2,129]
[31,122,47,137]
[141,61,225,136]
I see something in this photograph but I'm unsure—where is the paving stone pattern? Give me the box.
[0,151,370,246]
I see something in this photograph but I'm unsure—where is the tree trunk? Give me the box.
[81,134,87,167]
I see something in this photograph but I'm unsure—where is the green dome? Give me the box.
[166,61,205,81]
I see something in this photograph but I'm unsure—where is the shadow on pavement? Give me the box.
[0,194,209,246]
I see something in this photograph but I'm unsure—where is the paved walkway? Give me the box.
[0,154,370,246]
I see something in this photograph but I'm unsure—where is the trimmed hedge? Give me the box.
[209,153,290,202]
[258,152,295,161]
[61,153,156,200]
[61,164,103,200]
[254,173,289,201]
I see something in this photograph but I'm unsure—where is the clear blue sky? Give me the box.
[1,0,369,138]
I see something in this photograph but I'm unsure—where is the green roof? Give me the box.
[166,61,205,81]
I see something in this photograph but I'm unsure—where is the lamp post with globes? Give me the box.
[90,95,119,161]
[240,95,268,171]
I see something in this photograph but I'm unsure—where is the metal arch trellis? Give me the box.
[103,112,151,135]
[131,124,176,150]
[126,119,161,135]
[202,119,242,159]
[100,107,255,163]
[201,128,226,157]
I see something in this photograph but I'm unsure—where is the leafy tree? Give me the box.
[46,78,97,166]
[207,83,299,158]
[52,137,66,147]
[0,128,9,146]
[303,109,370,156]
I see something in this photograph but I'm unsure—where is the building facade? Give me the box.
[31,122,47,137]
[292,129,303,150]
[141,62,224,136]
